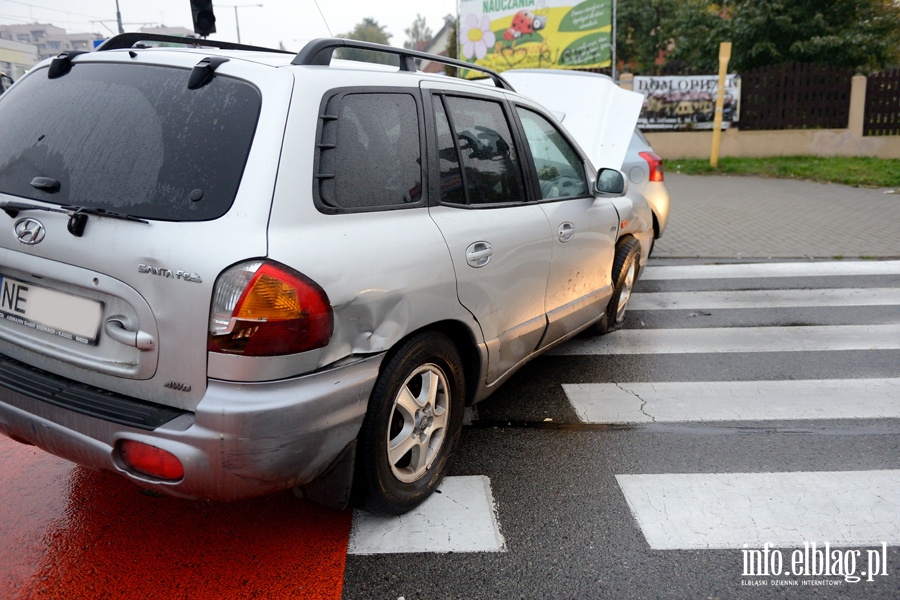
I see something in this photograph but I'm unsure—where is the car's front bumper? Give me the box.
[0,353,383,501]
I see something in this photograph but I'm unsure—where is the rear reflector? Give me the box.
[639,151,665,182]
[119,440,184,480]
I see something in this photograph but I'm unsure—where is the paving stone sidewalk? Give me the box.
[651,173,900,259]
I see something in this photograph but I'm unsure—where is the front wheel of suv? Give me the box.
[595,237,641,335]
[355,332,465,515]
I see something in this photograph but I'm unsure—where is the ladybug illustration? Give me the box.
[503,10,547,41]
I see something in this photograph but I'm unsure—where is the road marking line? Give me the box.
[348,476,506,555]
[616,470,900,549]
[640,260,900,281]
[552,324,900,355]
[629,288,900,310]
[564,378,900,424]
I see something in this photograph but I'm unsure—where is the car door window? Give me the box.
[433,97,466,205]
[516,108,588,200]
[438,95,525,206]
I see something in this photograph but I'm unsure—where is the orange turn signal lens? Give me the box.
[208,261,334,356]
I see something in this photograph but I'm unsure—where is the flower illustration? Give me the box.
[460,13,496,60]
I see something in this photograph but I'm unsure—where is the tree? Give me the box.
[616,0,680,75]
[616,0,900,75]
[337,18,394,64]
[444,18,458,77]
[404,14,433,50]
[668,0,900,73]
[655,0,733,74]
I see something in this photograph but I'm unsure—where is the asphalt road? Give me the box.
[2,169,900,600]
[343,259,900,599]
[2,258,898,599]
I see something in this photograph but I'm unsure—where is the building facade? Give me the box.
[0,37,37,81]
[0,23,102,63]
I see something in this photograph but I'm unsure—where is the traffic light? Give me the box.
[190,0,217,37]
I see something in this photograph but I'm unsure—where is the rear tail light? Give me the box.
[120,440,184,480]
[639,151,665,182]
[208,260,334,356]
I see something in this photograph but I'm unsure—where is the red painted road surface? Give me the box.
[0,435,352,599]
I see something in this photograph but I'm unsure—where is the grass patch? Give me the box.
[669,156,900,188]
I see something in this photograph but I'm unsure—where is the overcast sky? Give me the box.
[1,0,458,50]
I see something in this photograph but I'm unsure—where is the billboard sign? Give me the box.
[633,74,741,130]
[457,0,613,75]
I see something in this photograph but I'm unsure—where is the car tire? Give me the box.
[355,332,465,515]
[596,237,641,335]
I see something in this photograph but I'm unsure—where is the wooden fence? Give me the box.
[739,63,852,130]
[864,68,900,136]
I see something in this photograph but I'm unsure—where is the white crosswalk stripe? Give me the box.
[553,324,900,355]
[348,476,506,555]
[629,287,900,310]
[555,259,900,356]
[563,260,900,552]
[616,470,900,550]
[640,259,900,281]
[565,378,900,424]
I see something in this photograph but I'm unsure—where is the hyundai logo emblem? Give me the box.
[15,218,46,245]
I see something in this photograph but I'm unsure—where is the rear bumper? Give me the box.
[0,353,383,501]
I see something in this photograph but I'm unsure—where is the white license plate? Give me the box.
[0,275,103,345]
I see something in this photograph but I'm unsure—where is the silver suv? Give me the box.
[0,35,651,514]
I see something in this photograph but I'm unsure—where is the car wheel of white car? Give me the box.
[355,332,465,515]
[596,237,641,334]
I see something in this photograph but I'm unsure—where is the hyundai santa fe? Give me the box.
[0,34,651,515]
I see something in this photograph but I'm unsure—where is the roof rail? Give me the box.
[95,33,292,55]
[293,38,515,92]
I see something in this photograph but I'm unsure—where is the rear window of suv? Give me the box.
[314,90,423,213]
[0,62,261,221]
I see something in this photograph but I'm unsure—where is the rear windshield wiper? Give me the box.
[63,206,149,236]
[0,199,148,237]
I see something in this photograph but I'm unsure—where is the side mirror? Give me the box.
[594,168,627,197]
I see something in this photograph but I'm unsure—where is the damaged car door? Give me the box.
[425,89,552,386]
[513,105,619,345]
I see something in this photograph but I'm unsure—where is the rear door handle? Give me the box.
[105,318,155,351]
[465,241,493,268]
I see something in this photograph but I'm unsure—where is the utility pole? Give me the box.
[115,0,124,34]
[611,0,617,82]
[221,4,263,44]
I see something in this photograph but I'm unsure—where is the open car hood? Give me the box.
[501,69,643,171]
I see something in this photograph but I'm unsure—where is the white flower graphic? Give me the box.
[460,13,496,60]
